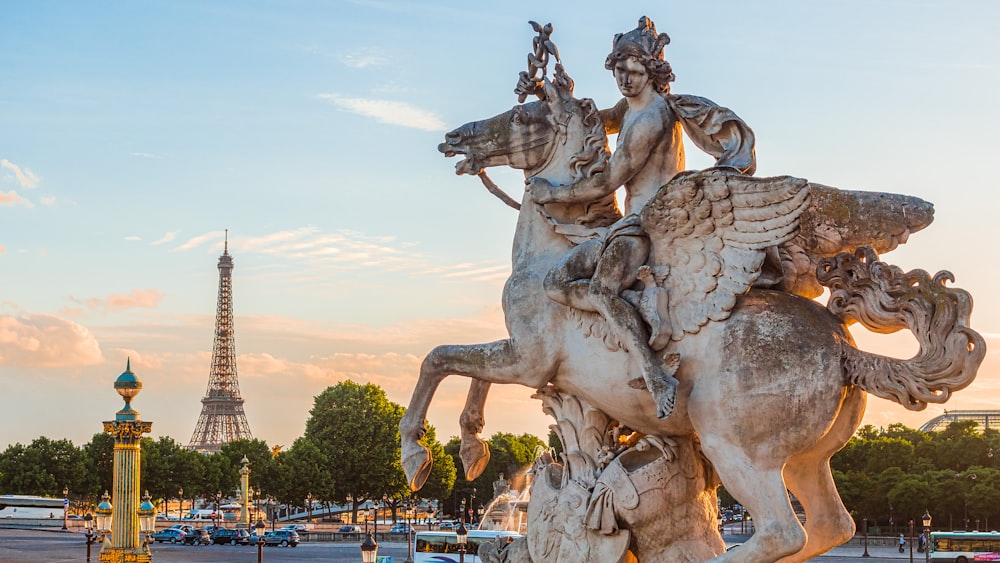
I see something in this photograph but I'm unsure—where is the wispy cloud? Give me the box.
[39,196,56,206]
[0,159,40,189]
[317,94,445,131]
[0,190,32,207]
[302,45,387,69]
[124,235,142,241]
[166,227,508,285]
[130,152,161,159]
[151,232,177,246]
[337,48,387,69]
[173,231,225,252]
[66,289,167,316]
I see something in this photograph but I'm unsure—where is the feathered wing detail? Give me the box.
[640,168,810,340]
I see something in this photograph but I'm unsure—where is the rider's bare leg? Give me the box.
[543,239,602,312]
[590,236,678,419]
[459,380,492,481]
[399,339,553,491]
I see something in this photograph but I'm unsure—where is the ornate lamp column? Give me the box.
[239,455,251,527]
[100,359,153,563]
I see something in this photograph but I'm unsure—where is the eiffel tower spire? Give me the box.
[188,230,253,452]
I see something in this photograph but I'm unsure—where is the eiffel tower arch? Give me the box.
[188,232,253,452]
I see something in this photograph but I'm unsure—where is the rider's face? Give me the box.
[614,57,650,98]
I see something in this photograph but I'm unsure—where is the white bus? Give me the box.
[414,530,521,563]
[929,530,1000,562]
[0,495,65,520]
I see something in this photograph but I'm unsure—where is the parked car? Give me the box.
[167,524,194,534]
[263,530,299,547]
[389,523,413,534]
[182,528,211,545]
[149,528,186,544]
[212,527,250,545]
[279,524,308,533]
[438,521,458,530]
[338,525,362,534]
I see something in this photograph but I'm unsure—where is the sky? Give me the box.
[1,0,999,453]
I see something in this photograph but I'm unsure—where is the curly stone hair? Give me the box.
[604,16,676,94]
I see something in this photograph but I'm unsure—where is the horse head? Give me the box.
[439,64,618,238]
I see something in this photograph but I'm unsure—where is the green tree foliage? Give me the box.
[82,433,115,497]
[303,381,407,512]
[445,432,545,520]
[273,436,334,507]
[0,437,88,497]
[219,438,277,497]
[829,421,1000,533]
[414,425,456,507]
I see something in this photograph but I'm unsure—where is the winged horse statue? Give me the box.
[399,21,984,562]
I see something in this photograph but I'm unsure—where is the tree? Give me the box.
[0,437,88,497]
[414,425,456,510]
[445,432,545,520]
[274,437,333,507]
[82,433,114,498]
[303,381,407,516]
[219,438,278,499]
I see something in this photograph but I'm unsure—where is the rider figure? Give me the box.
[524,16,756,419]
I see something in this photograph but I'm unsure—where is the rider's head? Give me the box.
[605,16,675,94]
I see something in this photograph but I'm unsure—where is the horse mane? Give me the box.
[568,98,610,182]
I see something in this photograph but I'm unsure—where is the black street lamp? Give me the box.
[178,488,184,521]
[215,491,223,530]
[84,513,96,563]
[255,519,266,563]
[360,531,378,563]
[908,519,914,563]
[922,510,932,563]
[456,518,469,563]
[861,517,870,557]
[62,486,69,530]
[404,497,415,563]
[306,492,313,524]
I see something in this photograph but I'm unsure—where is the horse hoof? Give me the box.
[460,436,491,481]
[402,443,433,491]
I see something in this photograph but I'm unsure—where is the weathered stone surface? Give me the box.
[400,16,985,563]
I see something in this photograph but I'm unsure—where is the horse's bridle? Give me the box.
[475,110,570,212]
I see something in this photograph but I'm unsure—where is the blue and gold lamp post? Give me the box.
[239,455,251,527]
[99,359,154,563]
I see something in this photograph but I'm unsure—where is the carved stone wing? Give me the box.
[640,168,810,340]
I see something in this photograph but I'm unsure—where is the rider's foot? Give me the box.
[651,353,680,419]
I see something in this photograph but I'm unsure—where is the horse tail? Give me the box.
[817,246,986,410]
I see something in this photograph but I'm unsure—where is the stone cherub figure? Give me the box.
[523,16,757,419]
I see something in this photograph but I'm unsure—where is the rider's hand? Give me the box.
[525,176,555,203]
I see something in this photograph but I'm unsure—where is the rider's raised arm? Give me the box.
[529,108,662,204]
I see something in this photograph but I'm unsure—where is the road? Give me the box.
[0,528,925,562]
[0,529,411,562]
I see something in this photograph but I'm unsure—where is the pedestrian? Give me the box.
[899,533,906,553]
[918,532,926,553]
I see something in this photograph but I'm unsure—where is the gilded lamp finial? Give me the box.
[114,358,142,419]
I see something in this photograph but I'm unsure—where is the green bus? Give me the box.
[930,531,1000,562]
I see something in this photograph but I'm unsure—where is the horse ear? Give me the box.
[541,77,561,103]
[551,63,575,98]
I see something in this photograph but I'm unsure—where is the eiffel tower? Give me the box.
[188,231,253,452]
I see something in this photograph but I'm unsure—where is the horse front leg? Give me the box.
[459,381,492,481]
[400,338,552,491]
